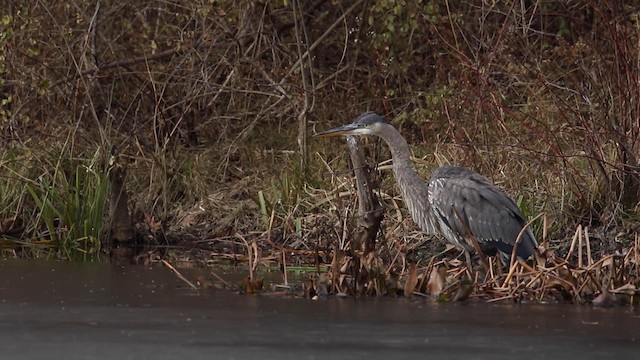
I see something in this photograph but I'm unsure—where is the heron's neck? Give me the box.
[378,128,415,174]
[378,127,438,235]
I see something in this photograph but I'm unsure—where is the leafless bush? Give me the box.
[1,0,638,259]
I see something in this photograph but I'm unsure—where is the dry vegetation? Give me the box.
[0,1,639,305]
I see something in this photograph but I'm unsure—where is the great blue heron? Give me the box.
[317,112,538,262]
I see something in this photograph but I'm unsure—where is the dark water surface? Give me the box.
[0,259,637,360]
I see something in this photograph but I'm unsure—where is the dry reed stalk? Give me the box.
[340,207,349,250]
[517,259,537,273]
[578,224,583,268]
[488,256,495,281]
[565,225,581,262]
[209,270,231,288]
[507,280,525,299]
[386,194,404,222]
[502,261,520,288]
[546,272,581,302]
[450,266,468,279]
[575,272,594,295]
[385,242,405,275]
[525,271,544,289]
[439,278,460,296]
[487,294,514,302]
[481,264,501,288]
[585,271,603,293]
[585,226,592,266]
[282,250,288,286]
[162,259,198,290]
[507,263,533,297]
[509,213,543,270]
[633,233,640,279]
[491,284,512,293]
[417,257,436,291]
[464,265,474,280]
[536,261,563,272]
[502,214,543,287]
[236,233,255,281]
[537,274,548,302]
[267,206,277,247]
[585,254,614,271]
[542,214,548,248]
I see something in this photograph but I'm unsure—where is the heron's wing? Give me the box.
[428,167,537,258]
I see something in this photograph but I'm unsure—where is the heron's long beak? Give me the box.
[314,123,361,137]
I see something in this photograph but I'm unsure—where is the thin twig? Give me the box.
[162,260,198,290]
[280,0,364,83]
[209,270,231,288]
[50,46,190,89]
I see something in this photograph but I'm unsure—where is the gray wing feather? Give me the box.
[428,166,537,258]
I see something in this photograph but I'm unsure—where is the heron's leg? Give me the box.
[499,252,510,267]
[464,250,473,272]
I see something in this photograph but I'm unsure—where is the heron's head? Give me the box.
[315,112,390,137]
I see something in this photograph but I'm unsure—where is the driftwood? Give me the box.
[346,136,383,255]
[108,147,135,264]
[343,135,384,294]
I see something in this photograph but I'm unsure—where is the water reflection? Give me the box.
[0,259,637,360]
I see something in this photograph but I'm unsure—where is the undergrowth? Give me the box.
[0,1,638,303]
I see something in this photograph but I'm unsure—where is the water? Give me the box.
[0,259,637,359]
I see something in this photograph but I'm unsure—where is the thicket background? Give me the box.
[1,1,639,258]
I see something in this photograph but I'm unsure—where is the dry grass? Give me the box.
[0,1,639,303]
[150,152,638,305]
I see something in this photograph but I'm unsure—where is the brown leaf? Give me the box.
[404,263,418,297]
[427,266,446,297]
[144,213,162,234]
[240,277,264,295]
[534,244,547,265]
